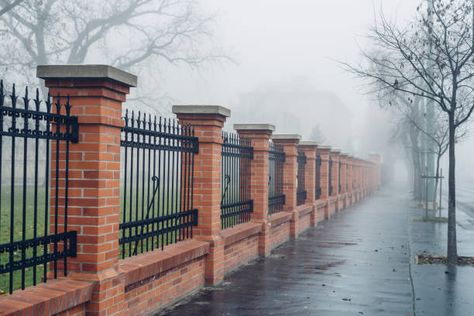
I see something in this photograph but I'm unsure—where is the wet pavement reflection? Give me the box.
[161,187,474,316]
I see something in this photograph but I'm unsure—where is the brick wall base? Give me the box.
[125,257,206,315]
[0,193,370,316]
[270,220,291,250]
[222,223,262,275]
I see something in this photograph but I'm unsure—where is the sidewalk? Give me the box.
[161,190,415,316]
[409,183,474,316]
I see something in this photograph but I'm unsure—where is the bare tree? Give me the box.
[310,124,326,144]
[0,0,23,16]
[403,104,466,210]
[0,0,227,110]
[347,0,474,264]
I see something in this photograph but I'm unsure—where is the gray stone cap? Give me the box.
[37,64,137,87]
[331,148,342,153]
[299,141,318,146]
[172,105,231,117]
[272,134,301,140]
[234,124,275,132]
[317,145,331,150]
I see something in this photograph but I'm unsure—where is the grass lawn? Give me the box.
[0,186,47,294]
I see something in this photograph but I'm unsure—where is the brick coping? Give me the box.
[120,239,209,289]
[269,212,292,228]
[0,278,93,315]
[221,222,262,247]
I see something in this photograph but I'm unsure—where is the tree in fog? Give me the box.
[348,0,474,264]
[310,124,326,144]
[0,0,225,108]
[401,100,465,209]
[0,0,23,16]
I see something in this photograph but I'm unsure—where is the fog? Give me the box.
[156,0,473,183]
[2,0,474,183]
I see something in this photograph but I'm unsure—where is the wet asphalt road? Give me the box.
[162,190,415,316]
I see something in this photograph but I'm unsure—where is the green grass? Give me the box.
[0,186,47,294]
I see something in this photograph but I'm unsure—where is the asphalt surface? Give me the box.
[161,185,474,316]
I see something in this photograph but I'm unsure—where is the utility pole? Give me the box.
[425,0,436,209]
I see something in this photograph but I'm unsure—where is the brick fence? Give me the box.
[0,65,381,316]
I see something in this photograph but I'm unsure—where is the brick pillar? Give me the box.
[330,149,340,212]
[356,159,361,200]
[356,159,361,201]
[340,154,347,209]
[173,105,229,285]
[298,142,317,226]
[235,124,275,256]
[318,146,331,219]
[38,65,137,315]
[272,134,300,239]
[347,156,354,206]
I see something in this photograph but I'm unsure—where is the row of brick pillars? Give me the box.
[0,65,380,316]
[172,107,381,285]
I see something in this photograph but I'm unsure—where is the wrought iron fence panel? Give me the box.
[315,154,322,199]
[0,80,78,294]
[221,132,253,229]
[120,110,199,259]
[268,142,285,215]
[296,151,307,206]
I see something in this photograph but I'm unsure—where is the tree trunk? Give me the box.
[433,153,441,212]
[447,112,457,264]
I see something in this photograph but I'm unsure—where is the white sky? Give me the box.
[159,0,473,175]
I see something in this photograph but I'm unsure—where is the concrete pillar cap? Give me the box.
[299,141,319,146]
[172,105,231,117]
[318,145,331,150]
[234,124,275,132]
[37,64,137,87]
[272,134,301,141]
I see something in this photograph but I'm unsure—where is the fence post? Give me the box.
[173,105,229,285]
[234,124,275,256]
[298,142,317,226]
[37,65,137,315]
[330,149,340,213]
[340,153,347,209]
[317,146,331,219]
[272,134,300,239]
[347,156,354,206]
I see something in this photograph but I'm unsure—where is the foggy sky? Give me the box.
[157,0,472,176]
